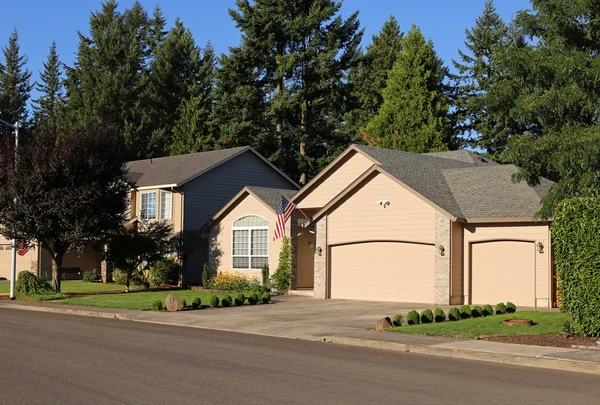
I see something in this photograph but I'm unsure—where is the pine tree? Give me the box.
[365,25,451,152]
[453,0,508,156]
[32,42,64,133]
[148,5,167,53]
[0,28,32,136]
[347,15,403,140]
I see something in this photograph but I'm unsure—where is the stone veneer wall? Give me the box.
[313,216,327,299]
[434,211,451,304]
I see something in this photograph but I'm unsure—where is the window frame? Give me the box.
[140,191,157,220]
[231,215,269,270]
[160,191,173,220]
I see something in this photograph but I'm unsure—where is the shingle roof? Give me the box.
[247,186,297,211]
[127,146,249,188]
[352,144,552,220]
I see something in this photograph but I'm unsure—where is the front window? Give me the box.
[140,192,157,220]
[160,191,173,220]
[232,215,268,269]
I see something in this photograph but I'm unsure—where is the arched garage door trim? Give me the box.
[468,239,536,306]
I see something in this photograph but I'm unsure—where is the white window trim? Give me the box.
[160,191,173,220]
[231,215,269,270]
[140,191,157,220]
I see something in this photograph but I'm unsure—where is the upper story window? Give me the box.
[232,215,268,270]
[160,191,173,220]
[140,192,157,220]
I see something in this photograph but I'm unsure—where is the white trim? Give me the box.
[136,184,177,191]
[231,214,269,270]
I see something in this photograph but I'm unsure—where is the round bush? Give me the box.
[506,302,517,313]
[221,295,233,307]
[407,310,420,325]
[151,299,163,311]
[247,293,259,305]
[191,297,201,309]
[434,308,446,323]
[260,292,271,304]
[209,295,220,308]
[234,293,245,306]
[459,304,472,319]
[471,305,482,318]
[482,304,494,317]
[392,314,403,327]
[448,307,461,322]
[495,302,506,314]
[420,309,433,324]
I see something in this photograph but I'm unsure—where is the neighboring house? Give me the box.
[207,144,555,307]
[0,146,298,284]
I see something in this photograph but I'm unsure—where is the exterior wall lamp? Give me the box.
[438,245,445,256]
[537,241,544,254]
[316,246,323,256]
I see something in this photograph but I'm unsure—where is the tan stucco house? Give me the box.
[206,144,555,307]
[0,146,298,284]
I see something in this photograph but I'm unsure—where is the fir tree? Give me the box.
[32,42,64,133]
[365,25,451,152]
[148,5,167,53]
[0,28,32,136]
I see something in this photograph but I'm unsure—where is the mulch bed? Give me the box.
[484,333,599,348]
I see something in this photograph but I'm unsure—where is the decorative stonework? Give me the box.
[434,211,451,304]
[100,259,113,283]
[314,216,327,299]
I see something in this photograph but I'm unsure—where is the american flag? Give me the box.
[16,243,29,256]
[273,195,296,240]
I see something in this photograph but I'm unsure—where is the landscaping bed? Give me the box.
[483,333,598,348]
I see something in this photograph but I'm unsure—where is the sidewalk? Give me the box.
[1,298,599,375]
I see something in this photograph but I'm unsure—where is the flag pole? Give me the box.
[9,121,19,300]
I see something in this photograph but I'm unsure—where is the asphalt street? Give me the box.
[0,308,598,405]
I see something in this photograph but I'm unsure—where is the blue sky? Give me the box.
[2,0,531,104]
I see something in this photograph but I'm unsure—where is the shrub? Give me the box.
[482,304,494,317]
[149,257,181,286]
[448,307,461,321]
[221,295,233,307]
[151,299,163,311]
[495,302,506,315]
[202,263,210,287]
[471,305,482,318]
[506,302,517,313]
[192,297,201,309]
[82,270,100,282]
[260,292,271,304]
[407,310,420,325]
[434,308,446,323]
[247,293,259,305]
[392,314,404,327]
[208,295,220,307]
[204,271,261,292]
[112,269,145,286]
[271,236,294,294]
[459,305,472,319]
[234,293,245,306]
[553,197,600,336]
[15,271,55,299]
[420,309,433,324]
[261,263,270,287]
[182,299,187,308]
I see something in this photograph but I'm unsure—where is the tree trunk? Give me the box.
[51,256,62,292]
[125,272,131,293]
[299,99,308,185]
[275,79,284,170]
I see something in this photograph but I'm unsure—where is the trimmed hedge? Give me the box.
[495,302,506,315]
[82,270,100,282]
[392,314,403,327]
[459,304,472,319]
[260,292,271,304]
[420,309,433,324]
[221,295,232,307]
[407,310,420,325]
[151,299,163,311]
[234,293,245,306]
[448,307,460,322]
[182,299,187,308]
[247,293,259,305]
[208,295,220,307]
[434,308,446,323]
[553,197,600,336]
[192,297,201,309]
[15,271,55,300]
[482,304,494,317]
[506,302,517,313]
[471,305,482,318]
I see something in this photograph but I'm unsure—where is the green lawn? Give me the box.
[0,281,141,295]
[387,311,569,338]
[55,290,252,310]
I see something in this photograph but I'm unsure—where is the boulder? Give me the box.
[375,317,393,331]
[165,294,184,312]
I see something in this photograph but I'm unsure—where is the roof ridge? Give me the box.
[127,146,249,164]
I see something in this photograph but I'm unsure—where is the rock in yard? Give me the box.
[165,294,184,312]
[375,317,393,331]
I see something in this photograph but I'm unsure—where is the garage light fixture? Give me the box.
[536,241,544,254]
[438,245,445,256]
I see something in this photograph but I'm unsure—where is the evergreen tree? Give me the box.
[453,0,508,156]
[148,5,167,53]
[347,15,403,140]
[365,25,451,152]
[32,42,64,133]
[0,28,32,137]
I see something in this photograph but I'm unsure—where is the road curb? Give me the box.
[321,336,600,375]
[0,302,127,320]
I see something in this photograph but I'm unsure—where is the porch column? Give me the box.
[313,215,327,299]
[100,244,113,283]
[434,211,451,304]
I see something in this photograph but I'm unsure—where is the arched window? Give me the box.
[232,215,269,269]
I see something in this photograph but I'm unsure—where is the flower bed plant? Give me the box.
[204,271,261,292]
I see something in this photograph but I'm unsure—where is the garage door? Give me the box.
[330,242,435,302]
[0,244,12,280]
[471,241,535,307]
